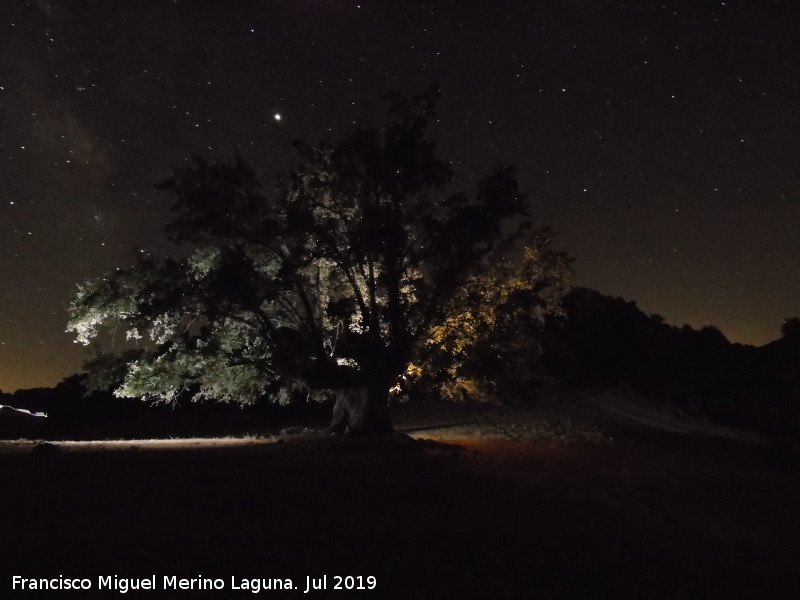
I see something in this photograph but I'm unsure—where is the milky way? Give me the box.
[1,0,799,391]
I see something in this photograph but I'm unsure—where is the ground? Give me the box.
[1,397,799,598]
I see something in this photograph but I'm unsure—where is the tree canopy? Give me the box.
[781,317,800,344]
[67,86,571,432]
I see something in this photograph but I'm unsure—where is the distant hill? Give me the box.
[2,287,797,442]
[545,287,799,439]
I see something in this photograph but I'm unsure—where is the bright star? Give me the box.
[274,113,281,121]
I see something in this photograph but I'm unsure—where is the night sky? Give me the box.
[1,0,799,392]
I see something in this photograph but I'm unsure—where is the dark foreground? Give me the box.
[1,431,799,599]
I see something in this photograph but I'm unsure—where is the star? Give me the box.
[0,0,797,392]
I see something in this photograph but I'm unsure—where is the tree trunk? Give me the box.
[327,385,393,435]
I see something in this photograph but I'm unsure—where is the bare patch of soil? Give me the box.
[1,422,798,598]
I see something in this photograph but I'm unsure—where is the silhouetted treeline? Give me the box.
[3,287,799,441]
[0,374,329,440]
[545,287,800,439]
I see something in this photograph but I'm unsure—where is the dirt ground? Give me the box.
[1,413,799,599]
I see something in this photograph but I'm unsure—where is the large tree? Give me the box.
[67,86,570,433]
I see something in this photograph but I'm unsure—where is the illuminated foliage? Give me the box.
[67,86,570,431]
[415,229,572,402]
